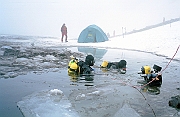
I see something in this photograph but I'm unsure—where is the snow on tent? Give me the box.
[78,25,108,43]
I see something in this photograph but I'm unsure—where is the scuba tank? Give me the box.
[101,61,108,68]
[141,65,151,74]
[68,56,79,73]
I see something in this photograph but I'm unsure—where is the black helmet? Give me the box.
[118,60,127,68]
[153,64,162,73]
[85,55,95,66]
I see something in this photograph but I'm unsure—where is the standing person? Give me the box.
[61,23,68,42]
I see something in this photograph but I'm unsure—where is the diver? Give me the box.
[139,64,162,87]
[100,60,127,74]
[68,55,95,76]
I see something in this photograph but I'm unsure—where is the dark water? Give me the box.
[0,47,180,117]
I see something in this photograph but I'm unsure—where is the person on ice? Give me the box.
[100,60,127,74]
[61,23,68,42]
[68,55,95,76]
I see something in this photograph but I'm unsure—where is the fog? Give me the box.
[0,0,180,38]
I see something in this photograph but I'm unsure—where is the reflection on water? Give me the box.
[78,47,107,60]
[138,80,161,95]
[100,68,108,72]
[141,86,160,95]
[68,72,94,86]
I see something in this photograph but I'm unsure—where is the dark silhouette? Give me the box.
[61,23,68,42]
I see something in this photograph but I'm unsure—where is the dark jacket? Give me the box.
[78,61,93,74]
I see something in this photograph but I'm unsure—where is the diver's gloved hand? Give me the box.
[91,68,95,74]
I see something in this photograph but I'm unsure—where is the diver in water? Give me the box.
[139,64,162,87]
[100,60,127,74]
[68,55,95,75]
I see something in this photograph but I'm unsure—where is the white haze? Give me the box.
[1,0,180,38]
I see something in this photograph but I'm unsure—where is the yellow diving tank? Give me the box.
[101,61,108,68]
[143,66,151,74]
[68,57,78,73]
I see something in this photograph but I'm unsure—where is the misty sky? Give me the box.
[0,0,180,38]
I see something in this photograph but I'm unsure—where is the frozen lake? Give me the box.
[0,46,179,117]
[0,22,180,116]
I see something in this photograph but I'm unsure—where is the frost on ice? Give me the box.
[17,89,79,117]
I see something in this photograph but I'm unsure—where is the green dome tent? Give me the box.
[78,25,108,43]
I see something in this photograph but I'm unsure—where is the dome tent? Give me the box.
[78,25,108,43]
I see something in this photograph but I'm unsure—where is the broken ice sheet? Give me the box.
[17,89,79,117]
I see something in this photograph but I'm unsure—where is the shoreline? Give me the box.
[1,34,179,62]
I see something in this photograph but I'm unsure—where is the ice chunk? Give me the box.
[87,91,101,95]
[49,89,63,95]
[16,58,29,63]
[75,94,86,101]
[44,55,58,61]
[0,50,4,56]
[1,46,13,50]
[17,89,79,117]
[33,55,44,61]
